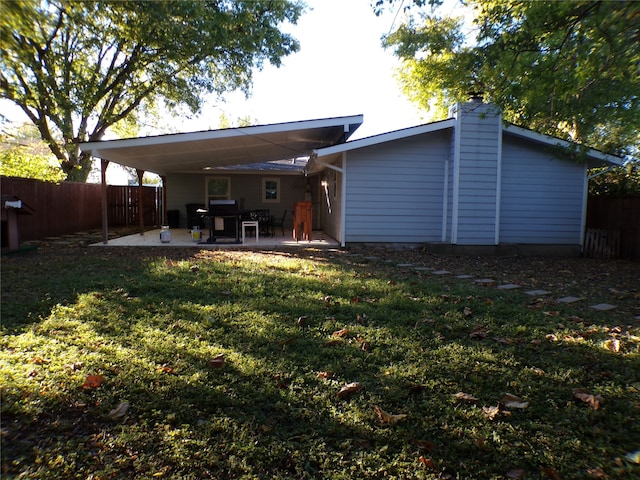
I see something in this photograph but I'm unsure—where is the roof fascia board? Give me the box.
[80,115,364,152]
[314,118,456,157]
[503,124,623,166]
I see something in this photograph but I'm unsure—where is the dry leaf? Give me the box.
[317,371,333,379]
[419,456,436,469]
[463,306,473,317]
[108,401,129,420]
[82,374,104,389]
[454,392,479,403]
[469,325,488,339]
[208,354,225,368]
[541,466,562,479]
[506,469,526,479]
[373,405,407,424]
[482,404,510,420]
[587,467,607,478]
[573,388,604,410]
[296,316,308,326]
[333,328,349,337]
[604,338,621,353]
[412,439,435,452]
[156,364,174,374]
[337,382,362,398]
[501,393,529,409]
[360,341,371,352]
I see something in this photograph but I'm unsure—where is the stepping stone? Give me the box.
[497,283,521,290]
[590,303,617,311]
[397,263,413,267]
[432,270,451,275]
[475,278,495,285]
[525,290,551,296]
[456,275,474,279]
[413,267,432,271]
[363,256,379,260]
[557,296,582,304]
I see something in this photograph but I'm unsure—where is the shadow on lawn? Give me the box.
[2,247,639,478]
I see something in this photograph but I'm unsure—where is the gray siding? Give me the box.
[344,131,450,243]
[500,136,586,244]
[453,103,501,245]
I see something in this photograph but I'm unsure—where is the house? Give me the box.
[80,101,623,253]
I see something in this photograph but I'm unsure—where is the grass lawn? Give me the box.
[1,245,639,479]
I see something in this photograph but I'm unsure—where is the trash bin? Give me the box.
[167,210,179,229]
[185,203,205,230]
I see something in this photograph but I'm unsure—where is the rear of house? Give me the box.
[312,101,620,253]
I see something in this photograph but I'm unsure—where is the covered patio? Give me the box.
[80,115,363,247]
[90,227,340,248]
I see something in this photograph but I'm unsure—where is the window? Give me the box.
[262,177,280,203]
[206,176,230,202]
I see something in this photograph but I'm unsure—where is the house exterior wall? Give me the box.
[165,173,302,229]
[499,135,587,244]
[319,156,344,242]
[344,131,450,243]
[450,102,502,245]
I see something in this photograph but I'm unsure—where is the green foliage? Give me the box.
[0,0,304,181]
[589,162,640,196]
[0,146,66,182]
[1,247,639,479]
[382,1,640,160]
[0,122,66,181]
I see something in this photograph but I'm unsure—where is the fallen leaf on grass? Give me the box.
[506,469,526,479]
[412,439,435,452]
[454,392,479,403]
[156,365,174,374]
[208,354,225,368]
[373,405,407,424]
[469,325,488,339]
[463,306,473,317]
[317,371,333,379]
[31,356,49,365]
[82,374,104,389]
[419,456,436,469]
[333,328,349,337]
[501,393,529,409]
[587,467,607,478]
[624,449,640,464]
[108,401,129,420]
[573,388,604,410]
[604,338,621,353]
[541,466,562,479]
[337,382,362,398]
[482,404,510,420]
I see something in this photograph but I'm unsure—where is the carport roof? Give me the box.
[80,115,363,176]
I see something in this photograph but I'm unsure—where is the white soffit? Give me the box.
[80,115,364,175]
[313,118,455,158]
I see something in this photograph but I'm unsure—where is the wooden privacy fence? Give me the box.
[585,194,640,259]
[1,176,162,243]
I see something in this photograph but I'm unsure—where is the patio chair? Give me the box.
[270,210,287,237]
[252,209,272,237]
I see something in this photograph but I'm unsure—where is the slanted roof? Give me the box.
[310,117,623,169]
[80,115,363,175]
[502,123,624,167]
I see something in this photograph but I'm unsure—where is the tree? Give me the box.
[379,0,640,161]
[0,122,66,182]
[0,0,304,181]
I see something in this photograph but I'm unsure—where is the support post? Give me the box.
[101,159,109,244]
[160,175,167,225]
[137,169,145,235]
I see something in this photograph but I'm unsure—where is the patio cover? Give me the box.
[80,115,364,175]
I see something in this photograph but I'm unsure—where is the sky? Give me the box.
[178,0,430,140]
